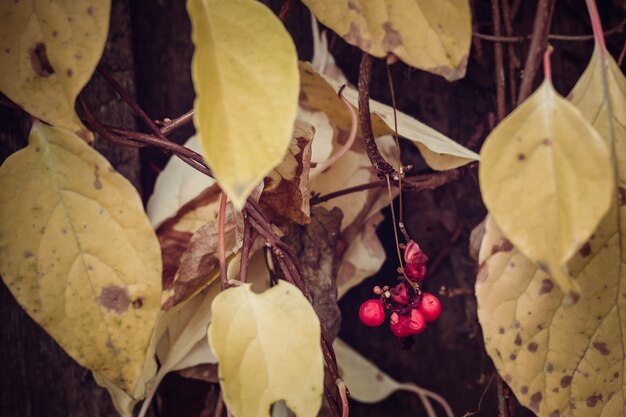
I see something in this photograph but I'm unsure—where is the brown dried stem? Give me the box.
[501,0,518,110]
[491,0,507,120]
[473,17,625,43]
[516,0,556,104]
[358,52,395,178]
[311,168,468,205]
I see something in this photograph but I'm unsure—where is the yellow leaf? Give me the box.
[188,0,299,209]
[570,47,626,165]
[0,122,162,394]
[300,62,479,171]
[0,0,110,142]
[302,0,471,80]
[479,80,614,300]
[209,281,324,417]
[476,215,625,417]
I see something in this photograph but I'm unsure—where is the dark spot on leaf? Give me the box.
[132,298,144,309]
[537,324,544,330]
[550,410,560,417]
[99,285,130,313]
[586,393,602,407]
[375,372,383,381]
[52,31,57,38]
[579,242,591,257]
[74,53,81,60]
[517,153,525,161]
[5,48,10,53]
[539,278,553,295]
[520,386,528,394]
[23,250,33,259]
[618,187,626,206]
[560,375,572,388]
[512,320,520,328]
[592,341,610,355]
[509,353,517,360]
[87,6,94,15]
[542,138,552,146]
[66,68,73,77]
[528,342,538,352]
[566,291,580,305]
[613,372,619,379]
[29,43,54,77]
[495,349,502,359]
[529,392,542,412]
[504,374,512,383]
[347,1,361,12]
[61,228,67,234]
[344,22,371,50]
[514,333,522,346]
[382,22,403,49]
[93,165,102,189]
[547,363,554,373]
[498,327,505,334]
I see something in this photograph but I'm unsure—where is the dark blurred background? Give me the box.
[1,1,625,416]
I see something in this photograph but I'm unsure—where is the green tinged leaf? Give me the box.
[209,281,324,417]
[0,0,111,142]
[188,0,299,209]
[0,122,162,394]
[479,80,613,301]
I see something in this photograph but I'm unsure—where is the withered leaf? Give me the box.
[161,199,243,309]
[155,184,222,292]
[260,120,314,226]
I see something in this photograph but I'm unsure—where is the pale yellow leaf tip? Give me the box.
[188,0,300,211]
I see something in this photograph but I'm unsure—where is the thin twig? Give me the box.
[491,0,507,120]
[463,373,495,417]
[336,379,349,417]
[97,66,169,142]
[278,0,294,22]
[496,375,511,417]
[317,86,358,173]
[517,0,556,104]
[385,62,408,240]
[473,17,626,42]
[218,192,229,290]
[239,211,253,283]
[214,391,225,417]
[358,52,395,177]
[311,168,467,205]
[159,109,194,136]
[501,0,518,110]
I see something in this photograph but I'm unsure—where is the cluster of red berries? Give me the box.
[358,240,442,339]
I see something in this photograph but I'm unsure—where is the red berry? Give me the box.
[404,241,427,265]
[417,293,442,322]
[359,299,386,327]
[405,262,427,281]
[390,310,427,337]
[390,283,409,304]
[390,313,411,337]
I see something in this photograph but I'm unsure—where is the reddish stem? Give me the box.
[585,0,607,57]
[543,45,554,83]
[337,379,349,417]
[317,86,357,172]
